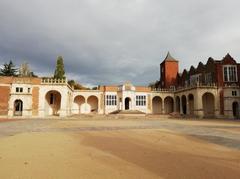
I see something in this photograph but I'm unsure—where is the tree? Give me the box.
[19,62,31,77]
[0,60,18,76]
[54,56,65,79]
[18,62,38,77]
[148,80,160,89]
[67,80,90,90]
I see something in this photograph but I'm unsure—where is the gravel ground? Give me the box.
[1,115,240,149]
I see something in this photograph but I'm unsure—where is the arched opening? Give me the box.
[14,99,23,116]
[232,102,239,118]
[202,92,215,117]
[74,95,85,114]
[188,94,194,115]
[175,96,180,113]
[125,97,131,110]
[164,96,174,114]
[45,90,61,116]
[87,96,98,113]
[152,96,162,114]
[181,95,187,114]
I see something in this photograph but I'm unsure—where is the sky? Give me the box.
[0,0,240,87]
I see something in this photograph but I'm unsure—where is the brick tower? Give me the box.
[160,52,179,89]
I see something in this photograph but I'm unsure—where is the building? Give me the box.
[0,53,239,119]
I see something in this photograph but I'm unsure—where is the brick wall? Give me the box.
[161,61,178,88]
[0,86,10,115]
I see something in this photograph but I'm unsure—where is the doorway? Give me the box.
[14,100,23,116]
[125,97,131,110]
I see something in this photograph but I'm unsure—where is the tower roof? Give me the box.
[163,52,178,62]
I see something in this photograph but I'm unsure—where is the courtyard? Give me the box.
[0,115,240,179]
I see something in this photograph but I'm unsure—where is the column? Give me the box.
[195,92,204,118]
[173,98,176,112]
[186,98,190,115]
[162,100,165,114]
[180,97,183,114]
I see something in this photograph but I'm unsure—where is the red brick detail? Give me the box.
[0,86,10,115]
[135,86,151,92]
[161,61,179,88]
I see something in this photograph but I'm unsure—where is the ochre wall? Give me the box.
[32,87,39,116]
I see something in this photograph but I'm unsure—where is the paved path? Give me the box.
[0,116,240,149]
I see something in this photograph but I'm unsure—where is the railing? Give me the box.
[152,83,218,92]
[176,83,217,91]
[41,78,67,85]
[151,88,175,92]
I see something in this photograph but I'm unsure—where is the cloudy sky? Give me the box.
[0,0,240,87]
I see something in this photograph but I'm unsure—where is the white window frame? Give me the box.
[136,95,146,106]
[223,65,238,82]
[232,91,237,96]
[106,95,117,106]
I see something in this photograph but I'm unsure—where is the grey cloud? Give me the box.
[0,0,240,87]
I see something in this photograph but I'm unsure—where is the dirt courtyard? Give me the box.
[0,115,240,179]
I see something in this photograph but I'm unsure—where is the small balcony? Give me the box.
[41,77,67,85]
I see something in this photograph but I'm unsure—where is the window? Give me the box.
[136,95,146,106]
[106,95,117,106]
[16,87,23,93]
[223,66,237,82]
[190,74,201,85]
[232,91,237,96]
[205,73,212,84]
[28,88,31,93]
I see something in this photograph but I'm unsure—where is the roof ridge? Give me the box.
[164,51,178,62]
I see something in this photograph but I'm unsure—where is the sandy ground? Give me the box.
[0,116,240,179]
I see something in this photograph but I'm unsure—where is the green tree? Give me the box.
[0,60,18,76]
[54,56,65,79]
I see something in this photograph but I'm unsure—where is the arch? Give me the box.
[45,90,61,116]
[232,102,239,118]
[87,96,98,113]
[181,95,187,115]
[14,99,23,116]
[164,96,174,114]
[175,96,180,113]
[202,92,215,117]
[188,94,194,115]
[152,96,162,114]
[125,97,131,110]
[74,95,85,114]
